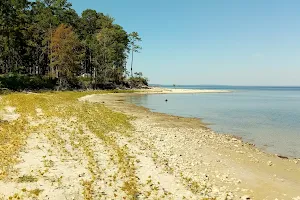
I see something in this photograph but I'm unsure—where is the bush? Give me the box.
[78,76,93,89]
[0,74,57,91]
[128,72,149,88]
[0,72,148,91]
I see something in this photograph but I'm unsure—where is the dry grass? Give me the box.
[0,90,139,198]
[27,188,43,197]
[82,180,93,200]
[18,175,38,183]
[0,94,41,179]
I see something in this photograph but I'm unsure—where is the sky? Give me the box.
[70,0,300,86]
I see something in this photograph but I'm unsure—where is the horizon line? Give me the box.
[149,84,300,87]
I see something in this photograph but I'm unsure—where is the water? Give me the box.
[126,86,300,158]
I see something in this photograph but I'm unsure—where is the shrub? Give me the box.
[78,76,93,89]
[128,72,149,88]
[0,74,57,91]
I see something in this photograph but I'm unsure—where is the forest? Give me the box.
[0,0,146,90]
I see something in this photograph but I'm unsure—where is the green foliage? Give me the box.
[129,32,142,53]
[128,72,149,88]
[0,0,144,90]
[92,25,129,86]
[0,74,57,91]
[128,32,142,77]
[78,76,92,89]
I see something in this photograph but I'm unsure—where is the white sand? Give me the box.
[137,87,231,94]
[0,106,20,121]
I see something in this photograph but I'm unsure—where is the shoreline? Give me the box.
[85,92,298,159]
[134,87,232,94]
[136,88,299,159]
[82,92,300,199]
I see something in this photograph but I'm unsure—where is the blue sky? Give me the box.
[70,0,300,86]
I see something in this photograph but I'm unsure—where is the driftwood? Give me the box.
[277,155,289,159]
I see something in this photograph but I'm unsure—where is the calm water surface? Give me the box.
[126,86,300,158]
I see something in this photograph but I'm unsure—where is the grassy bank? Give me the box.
[0,90,140,199]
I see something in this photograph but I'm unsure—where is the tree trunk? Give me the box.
[49,23,54,78]
[130,48,134,77]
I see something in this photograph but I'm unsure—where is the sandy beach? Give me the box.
[134,87,231,94]
[82,91,300,200]
[2,0,299,199]
[0,90,299,200]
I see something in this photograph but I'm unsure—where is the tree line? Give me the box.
[0,0,144,90]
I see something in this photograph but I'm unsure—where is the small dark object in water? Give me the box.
[165,99,168,102]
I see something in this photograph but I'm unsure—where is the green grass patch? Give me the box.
[18,175,38,183]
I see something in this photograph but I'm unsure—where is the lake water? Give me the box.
[126,86,300,158]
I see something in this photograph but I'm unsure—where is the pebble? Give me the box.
[267,161,273,166]
[241,195,251,200]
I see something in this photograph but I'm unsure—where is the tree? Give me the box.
[79,9,101,80]
[93,25,129,85]
[128,32,142,77]
[78,10,116,83]
[0,0,31,73]
[50,24,83,88]
[39,0,77,75]
[0,0,144,90]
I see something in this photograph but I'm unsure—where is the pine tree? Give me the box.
[50,24,84,88]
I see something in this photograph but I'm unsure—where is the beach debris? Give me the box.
[267,161,273,166]
[276,154,289,159]
[165,99,168,102]
[241,195,251,200]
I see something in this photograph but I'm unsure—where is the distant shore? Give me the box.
[134,87,231,94]
[82,92,300,200]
